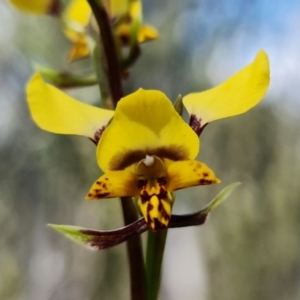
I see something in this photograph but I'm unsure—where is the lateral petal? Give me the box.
[26,73,114,143]
[183,50,270,134]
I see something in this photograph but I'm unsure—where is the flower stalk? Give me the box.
[86,0,123,105]
[146,230,168,300]
[86,0,147,299]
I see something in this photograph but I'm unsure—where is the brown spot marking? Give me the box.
[95,192,110,198]
[158,199,163,211]
[157,177,167,186]
[199,179,213,185]
[147,203,154,212]
[109,145,189,170]
[102,183,107,189]
[161,209,170,221]
[153,218,167,231]
[87,193,93,198]
[137,179,147,189]
[189,114,208,136]
[202,172,209,177]
[96,181,101,185]
[158,187,168,198]
[140,190,152,203]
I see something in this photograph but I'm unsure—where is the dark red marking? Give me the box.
[189,115,208,136]
[157,177,167,186]
[199,179,213,185]
[153,218,167,231]
[137,179,147,189]
[147,203,154,212]
[92,126,107,145]
[109,145,189,170]
[95,192,110,198]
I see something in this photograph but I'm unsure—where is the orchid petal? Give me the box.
[97,89,199,172]
[167,160,220,192]
[26,73,114,143]
[183,50,270,135]
[86,171,139,199]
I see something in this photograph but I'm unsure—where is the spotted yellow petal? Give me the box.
[183,50,270,135]
[138,25,159,43]
[26,73,114,143]
[97,89,199,172]
[167,160,220,192]
[9,0,59,14]
[86,171,139,199]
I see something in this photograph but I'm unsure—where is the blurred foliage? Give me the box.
[1,0,300,299]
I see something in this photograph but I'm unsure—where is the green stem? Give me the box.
[121,197,147,299]
[87,1,146,299]
[146,230,168,300]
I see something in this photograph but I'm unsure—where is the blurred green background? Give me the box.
[1,0,300,299]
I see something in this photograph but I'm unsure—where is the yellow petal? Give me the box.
[167,160,220,192]
[86,171,139,199]
[63,0,91,28]
[183,50,270,134]
[108,0,129,18]
[68,34,90,61]
[115,23,131,41]
[138,25,159,43]
[97,89,199,172]
[26,73,114,142]
[9,0,58,14]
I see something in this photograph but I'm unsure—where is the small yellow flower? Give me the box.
[26,50,270,231]
[63,0,158,61]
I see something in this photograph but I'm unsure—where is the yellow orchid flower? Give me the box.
[86,89,220,231]
[63,0,158,61]
[26,50,270,231]
[62,0,92,61]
